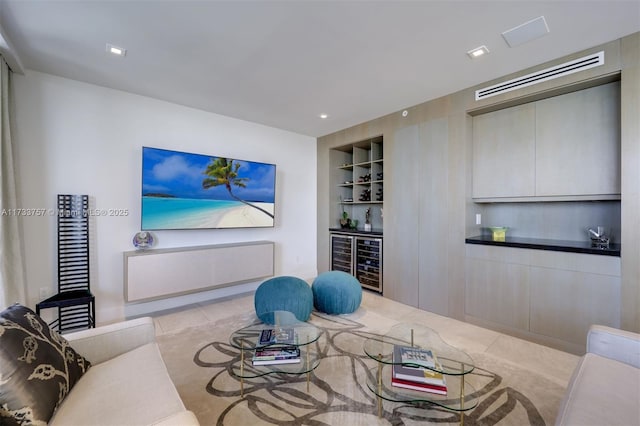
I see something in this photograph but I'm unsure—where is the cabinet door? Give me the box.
[418,119,449,316]
[535,82,621,197]
[386,125,420,305]
[472,103,536,199]
[388,121,450,313]
[529,266,621,347]
[330,234,354,274]
[355,237,382,293]
[465,246,530,330]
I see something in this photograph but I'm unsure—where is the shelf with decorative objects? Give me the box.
[331,135,384,233]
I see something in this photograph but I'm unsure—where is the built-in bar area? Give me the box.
[318,33,639,356]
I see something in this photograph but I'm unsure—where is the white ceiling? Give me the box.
[0,1,638,137]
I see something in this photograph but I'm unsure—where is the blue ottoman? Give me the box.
[254,276,313,324]
[312,271,362,315]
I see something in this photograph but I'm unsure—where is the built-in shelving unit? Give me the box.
[330,135,383,230]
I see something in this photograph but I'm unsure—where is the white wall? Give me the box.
[12,71,317,324]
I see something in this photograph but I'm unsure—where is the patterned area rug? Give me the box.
[157,310,565,425]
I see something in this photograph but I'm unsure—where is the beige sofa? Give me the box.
[49,317,199,426]
[555,325,640,425]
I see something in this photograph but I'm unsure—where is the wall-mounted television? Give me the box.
[141,146,276,230]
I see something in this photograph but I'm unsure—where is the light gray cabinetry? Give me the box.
[465,255,530,331]
[472,103,536,199]
[387,120,449,315]
[386,125,420,306]
[465,244,621,353]
[535,82,621,197]
[472,82,621,202]
[124,241,274,302]
[528,252,621,346]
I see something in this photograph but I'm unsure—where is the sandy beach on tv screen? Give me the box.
[213,202,274,228]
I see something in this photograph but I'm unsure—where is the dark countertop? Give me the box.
[465,235,620,257]
[329,227,383,237]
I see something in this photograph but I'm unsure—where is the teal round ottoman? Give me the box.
[312,271,362,314]
[254,276,313,324]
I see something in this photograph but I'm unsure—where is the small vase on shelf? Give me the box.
[364,207,372,231]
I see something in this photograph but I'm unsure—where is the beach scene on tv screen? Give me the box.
[141,147,275,230]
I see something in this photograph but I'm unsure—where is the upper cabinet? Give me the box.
[472,103,536,199]
[472,81,621,202]
[535,83,621,197]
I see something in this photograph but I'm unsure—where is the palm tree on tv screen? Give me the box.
[202,157,274,219]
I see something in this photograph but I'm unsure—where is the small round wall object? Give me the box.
[133,231,155,249]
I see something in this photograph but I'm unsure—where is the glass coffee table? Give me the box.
[229,311,321,396]
[364,323,478,425]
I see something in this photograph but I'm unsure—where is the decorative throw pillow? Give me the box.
[0,304,91,425]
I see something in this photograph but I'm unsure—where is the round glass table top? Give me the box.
[228,310,321,378]
[363,323,475,375]
[364,323,478,412]
[229,310,321,351]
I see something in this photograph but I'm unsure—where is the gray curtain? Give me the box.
[0,55,26,308]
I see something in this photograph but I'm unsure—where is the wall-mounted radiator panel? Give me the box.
[124,241,274,302]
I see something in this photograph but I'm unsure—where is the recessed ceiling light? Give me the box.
[106,43,126,57]
[467,45,489,59]
[319,114,328,119]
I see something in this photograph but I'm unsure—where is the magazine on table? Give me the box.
[257,328,297,347]
[399,345,436,369]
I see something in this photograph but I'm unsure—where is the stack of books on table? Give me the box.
[252,345,301,365]
[252,328,301,366]
[391,345,447,395]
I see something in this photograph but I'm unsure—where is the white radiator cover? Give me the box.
[124,241,274,302]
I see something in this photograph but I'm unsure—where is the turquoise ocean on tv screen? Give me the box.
[142,197,242,229]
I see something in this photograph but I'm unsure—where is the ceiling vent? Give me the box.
[475,51,604,101]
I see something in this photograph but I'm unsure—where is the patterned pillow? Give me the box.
[0,304,91,425]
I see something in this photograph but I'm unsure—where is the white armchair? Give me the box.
[555,325,640,425]
[586,325,640,368]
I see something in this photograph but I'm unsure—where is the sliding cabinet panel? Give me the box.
[472,103,536,199]
[535,82,621,197]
